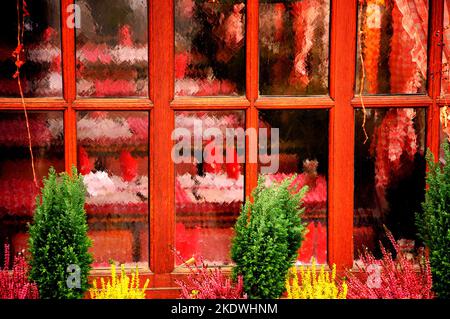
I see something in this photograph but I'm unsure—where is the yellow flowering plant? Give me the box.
[285,258,347,299]
[89,264,150,299]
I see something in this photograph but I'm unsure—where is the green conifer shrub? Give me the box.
[28,167,93,299]
[416,144,450,299]
[231,176,308,299]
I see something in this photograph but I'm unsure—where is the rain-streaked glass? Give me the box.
[0,0,62,97]
[258,109,328,264]
[259,0,330,95]
[174,0,246,96]
[0,112,64,263]
[77,111,149,267]
[76,0,148,97]
[174,111,245,265]
[354,108,426,258]
[356,0,428,94]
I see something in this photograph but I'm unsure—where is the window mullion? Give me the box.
[328,0,357,270]
[428,0,445,158]
[245,0,259,198]
[61,0,77,171]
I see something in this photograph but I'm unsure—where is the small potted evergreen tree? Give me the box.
[28,167,93,299]
[416,144,450,299]
[231,176,308,299]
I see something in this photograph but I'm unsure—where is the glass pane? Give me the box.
[259,0,330,95]
[354,108,426,258]
[174,111,245,265]
[0,112,64,262]
[356,0,428,94]
[76,0,148,97]
[0,0,62,97]
[442,1,450,95]
[77,111,149,267]
[174,0,246,96]
[258,109,328,264]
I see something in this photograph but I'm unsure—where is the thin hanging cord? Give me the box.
[15,0,37,187]
[358,0,369,144]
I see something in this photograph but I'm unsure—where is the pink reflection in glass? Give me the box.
[259,0,330,95]
[77,111,149,267]
[258,109,329,264]
[354,108,426,258]
[0,112,64,262]
[175,111,245,265]
[356,0,428,94]
[76,0,148,97]
[0,0,62,97]
[174,0,246,96]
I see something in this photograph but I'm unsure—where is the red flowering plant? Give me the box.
[345,228,434,299]
[0,244,39,299]
[175,255,246,299]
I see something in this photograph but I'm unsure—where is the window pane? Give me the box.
[174,0,246,96]
[77,111,149,267]
[0,0,62,97]
[0,112,64,261]
[354,108,426,258]
[258,109,328,264]
[174,111,245,265]
[356,0,428,94]
[76,0,148,97]
[259,0,330,95]
[442,1,450,95]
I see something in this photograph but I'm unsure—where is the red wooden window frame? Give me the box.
[0,0,445,297]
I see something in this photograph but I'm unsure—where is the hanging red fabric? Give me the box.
[390,0,428,92]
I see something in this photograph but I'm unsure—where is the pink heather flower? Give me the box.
[175,255,246,299]
[346,228,434,299]
[0,244,39,299]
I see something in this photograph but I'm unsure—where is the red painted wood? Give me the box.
[63,108,76,171]
[256,96,334,109]
[61,0,77,172]
[0,104,66,110]
[73,98,153,109]
[0,98,67,109]
[328,0,357,271]
[151,0,175,274]
[246,0,259,199]
[61,0,76,103]
[438,95,450,104]
[171,97,250,109]
[351,95,432,108]
[247,0,258,105]
[428,0,444,159]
